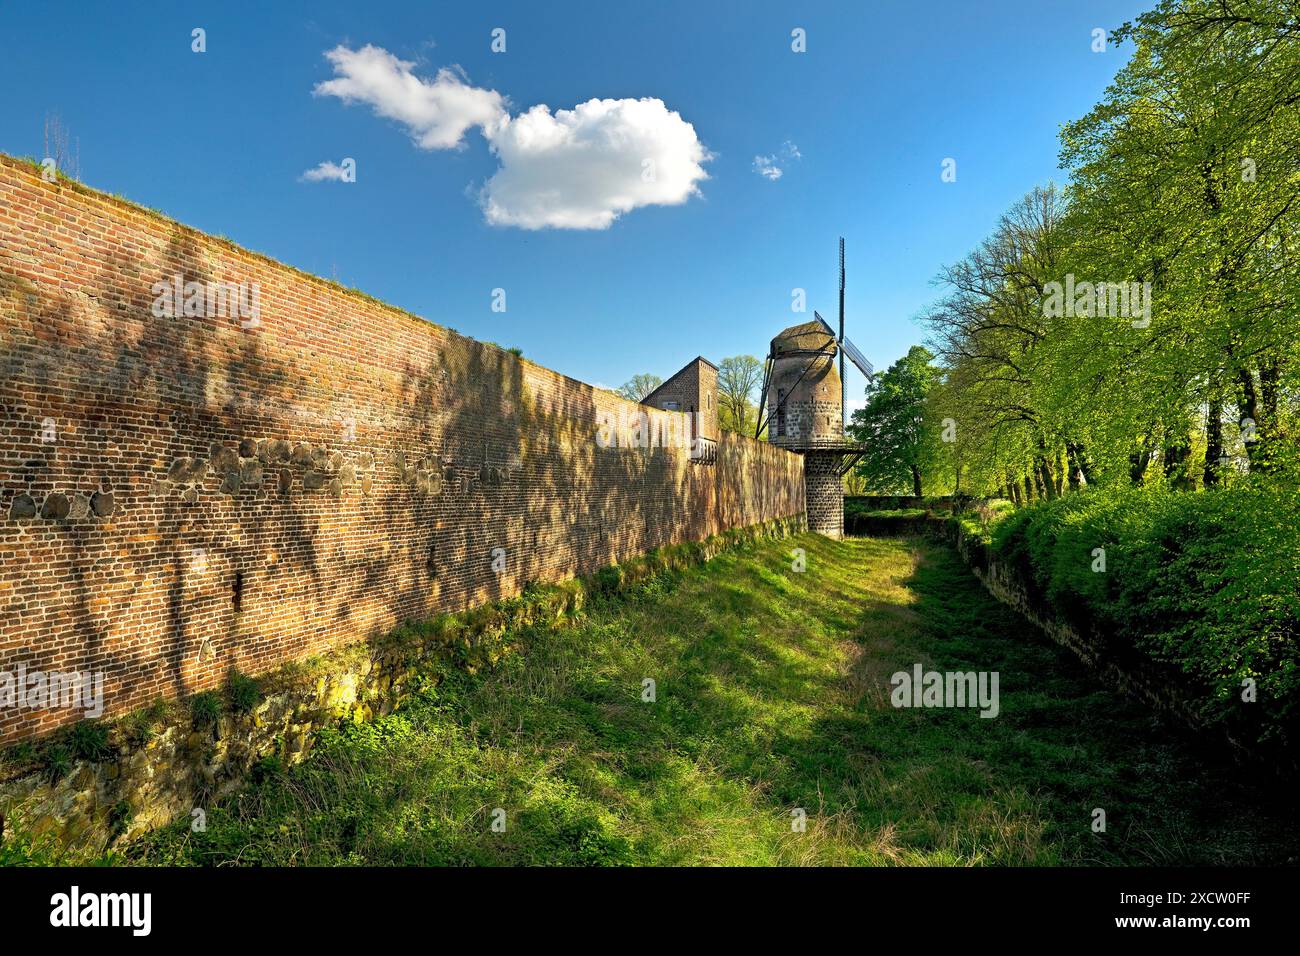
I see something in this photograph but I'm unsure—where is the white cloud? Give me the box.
[753,141,801,182]
[312,45,711,229]
[300,160,351,182]
[313,44,506,150]
[753,155,782,180]
[481,98,711,230]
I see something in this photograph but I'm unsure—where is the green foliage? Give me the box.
[108,800,133,840]
[43,744,72,784]
[717,354,764,436]
[616,373,663,402]
[225,668,262,714]
[250,755,284,785]
[922,2,1300,495]
[122,697,169,747]
[593,565,623,594]
[990,481,1300,743]
[68,720,111,761]
[1,741,38,774]
[189,691,223,730]
[849,346,946,495]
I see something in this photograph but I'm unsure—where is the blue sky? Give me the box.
[0,0,1148,408]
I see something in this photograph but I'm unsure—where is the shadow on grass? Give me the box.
[121,534,1300,867]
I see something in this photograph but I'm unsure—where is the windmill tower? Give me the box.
[757,238,873,538]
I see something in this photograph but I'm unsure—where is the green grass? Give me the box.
[122,533,1298,866]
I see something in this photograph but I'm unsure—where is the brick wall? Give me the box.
[642,357,718,443]
[0,156,806,744]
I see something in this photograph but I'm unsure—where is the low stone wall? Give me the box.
[0,515,803,860]
[843,512,953,538]
[844,495,960,512]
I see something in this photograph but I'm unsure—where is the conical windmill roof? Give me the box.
[772,320,837,355]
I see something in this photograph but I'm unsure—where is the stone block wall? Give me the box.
[0,156,806,744]
[804,452,844,538]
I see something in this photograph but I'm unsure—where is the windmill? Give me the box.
[756,237,873,442]
[753,238,873,538]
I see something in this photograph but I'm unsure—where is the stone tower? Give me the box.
[765,320,853,538]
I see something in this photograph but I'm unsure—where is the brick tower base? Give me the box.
[804,452,843,539]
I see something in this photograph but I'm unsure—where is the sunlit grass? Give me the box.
[124,533,1298,866]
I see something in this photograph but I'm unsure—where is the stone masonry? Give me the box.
[803,452,845,539]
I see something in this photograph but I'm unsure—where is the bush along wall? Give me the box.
[848,488,1299,770]
[0,515,804,861]
[976,484,1299,767]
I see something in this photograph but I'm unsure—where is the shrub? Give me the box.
[69,720,111,761]
[988,481,1300,745]
[123,697,169,747]
[593,565,623,594]
[189,691,223,730]
[225,668,262,714]
[43,744,73,784]
[108,800,133,839]
[250,755,283,785]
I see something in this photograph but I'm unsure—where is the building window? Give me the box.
[664,401,680,411]
[776,389,786,438]
[706,394,712,410]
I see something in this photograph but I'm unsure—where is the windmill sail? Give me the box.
[839,334,873,379]
[812,311,873,379]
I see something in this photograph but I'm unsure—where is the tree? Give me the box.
[922,186,1079,496]
[916,1,1300,496]
[617,373,663,402]
[717,355,764,435]
[42,113,80,181]
[849,346,943,496]
[1059,0,1300,481]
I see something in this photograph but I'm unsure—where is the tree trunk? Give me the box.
[1236,366,1264,472]
[1129,449,1151,485]
[1065,443,1085,490]
[1163,438,1193,491]
[1066,442,1094,487]
[1204,396,1224,487]
[911,464,923,498]
[1037,457,1057,500]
